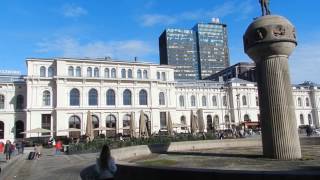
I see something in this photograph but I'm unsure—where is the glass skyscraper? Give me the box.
[159,20,230,80]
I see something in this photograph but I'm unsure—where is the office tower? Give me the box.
[159,18,230,80]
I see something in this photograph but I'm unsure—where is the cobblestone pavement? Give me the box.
[0,149,97,180]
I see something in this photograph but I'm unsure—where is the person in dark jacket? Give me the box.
[4,140,12,160]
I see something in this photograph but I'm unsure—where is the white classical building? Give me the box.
[1,57,320,142]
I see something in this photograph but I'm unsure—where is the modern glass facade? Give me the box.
[193,23,229,79]
[159,29,199,80]
[159,22,230,80]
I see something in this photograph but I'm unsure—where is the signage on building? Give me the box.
[0,70,21,76]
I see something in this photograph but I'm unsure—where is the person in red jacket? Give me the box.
[55,140,62,155]
[0,141,4,154]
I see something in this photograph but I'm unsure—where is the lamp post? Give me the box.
[236,94,241,127]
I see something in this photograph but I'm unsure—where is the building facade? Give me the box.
[0,58,319,142]
[205,62,256,82]
[159,19,230,80]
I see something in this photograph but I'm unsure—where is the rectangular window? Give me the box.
[160,112,167,129]
[41,114,51,136]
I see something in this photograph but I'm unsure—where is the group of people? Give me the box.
[0,140,25,161]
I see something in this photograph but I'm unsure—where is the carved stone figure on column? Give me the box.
[259,0,271,16]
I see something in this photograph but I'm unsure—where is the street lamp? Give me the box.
[236,94,242,127]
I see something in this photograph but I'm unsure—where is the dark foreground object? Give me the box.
[115,164,320,180]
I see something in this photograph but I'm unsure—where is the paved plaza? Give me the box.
[0,137,320,179]
[0,149,97,180]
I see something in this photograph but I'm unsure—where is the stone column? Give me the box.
[243,15,301,159]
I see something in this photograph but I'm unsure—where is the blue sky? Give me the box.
[0,0,319,83]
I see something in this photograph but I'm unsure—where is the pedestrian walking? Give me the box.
[55,140,62,155]
[0,141,4,154]
[4,140,12,161]
[34,144,42,159]
[16,141,22,154]
[95,144,117,180]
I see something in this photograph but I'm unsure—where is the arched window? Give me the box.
[43,90,51,106]
[143,70,148,79]
[123,114,131,135]
[212,96,217,106]
[139,90,148,105]
[89,89,98,106]
[300,114,304,125]
[40,66,46,77]
[244,114,250,122]
[87,67,92,77]
[15,120,24,139]
[121,69,126,78]
[69,115,81,138]
[207,115,213,131]
[308,114,312,125]
[91,115,99,132]
[225,115,230,128]
[191,95,196,107]
[306,98,310,107]
[223,96,227,106]
[106,89,115,105]
[76,66,81,77]
[298,97,302,107]
[16,95,24,109]
[128,69,132,78]
[68,66,74,76]
[137,70,142,79]
[104,68,110,78]
[179,95,185,107]
[92,115,99,137]
[0,121,4,139]
[70,88,80,106]
[106,115,116,128]
[256,96,259,106]
[181,116,187,130]
[111,68,116,78]
[242,95,247,106]
[159,92,165,105]
[69,115,81,128]
[94,67,99,77]
[202,96,207,106]
[0,94,4,109]
[161,72,166,81]
[48,67,54,77]
[123,89,132,105]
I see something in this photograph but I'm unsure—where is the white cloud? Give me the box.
[35,37,156,60]
[140,0,254,27]
[290,41,320,84]
[62,4,87,18]
[141,14,178,27]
